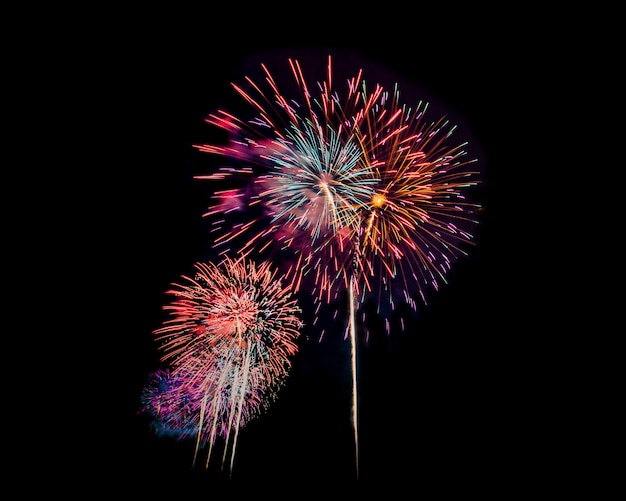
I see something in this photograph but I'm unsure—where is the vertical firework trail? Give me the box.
[194,55,482,478]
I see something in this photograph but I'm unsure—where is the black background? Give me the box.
[58,7,577,493]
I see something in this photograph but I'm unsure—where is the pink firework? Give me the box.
[194,56,384,306]
[149,257,302,475]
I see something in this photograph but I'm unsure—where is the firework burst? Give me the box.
[192,54,482,479]
[350,85,482,325]
[140,368,203,440]
[144,257,302,476]
[194,56,385,307]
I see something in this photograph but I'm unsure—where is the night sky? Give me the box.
[76,12,556,491]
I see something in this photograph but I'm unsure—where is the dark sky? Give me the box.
[76,11,552,491]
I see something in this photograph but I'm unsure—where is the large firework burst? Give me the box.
[195,55,481,324]
[194,56,384,305]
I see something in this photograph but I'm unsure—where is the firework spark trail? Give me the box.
[142,257,302,477]
[348,275,359,479]
[194,55,481,478]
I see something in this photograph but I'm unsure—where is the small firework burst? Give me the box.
[144,257,302,475]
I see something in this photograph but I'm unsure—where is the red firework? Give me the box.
[149,256,302,475]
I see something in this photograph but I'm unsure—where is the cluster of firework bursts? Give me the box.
[140,55,482,478]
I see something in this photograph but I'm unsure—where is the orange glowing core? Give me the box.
[371,193,386,208]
